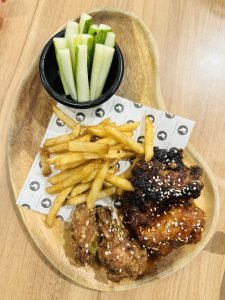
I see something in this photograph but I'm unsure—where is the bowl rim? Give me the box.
[39,29,124,109]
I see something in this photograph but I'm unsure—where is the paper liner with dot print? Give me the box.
[7,8,219,291]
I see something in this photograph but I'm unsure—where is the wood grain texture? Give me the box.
[7,8,219,291]
[1,0,225,299]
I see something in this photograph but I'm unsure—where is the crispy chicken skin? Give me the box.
[71,204,98,265]
[123,202,206,256]
[97,206,148,282]
[129,147,204,207]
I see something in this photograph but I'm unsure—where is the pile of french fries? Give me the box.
[40,105,154,227]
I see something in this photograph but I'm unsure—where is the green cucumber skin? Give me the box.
[81,34,94,72]
[79,13,93,34]
[95,27,112,44]
[82,19,92,34]
[67,36,77,76]
[88,25,99,36]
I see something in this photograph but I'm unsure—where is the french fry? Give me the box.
[47,134,91,154]
[53,152,102,166]
[75,135,91,142]
[109,158,121,168]
[87,127,134,138]
[105,174,134,191]
[103,181,113,188]
[52,105,77,130]
[39,148,51,176]
[73,123,81,136]
[67,194,87,205]
[56,160,87,170]
[144,116,154,161]
[48,167,78,185]
[67,187,116,205]
[104,126,144,154]
[116,166,133,196]
[87,127,106,137]
[81,168,99,183]
[103,150,136,160]
[95,136,119,146]
[119,166,132,180]
[87,162,110,209]
[47,143,68,154]
[99,117,111,125]
[80,126,87,135]
[45,186,73,227]
[117,122,140,131]
[50,161,97,184]
[117,158,140,195]
[70,182,92,197]
[110,144,127,151]
[43,131,79,148]
[123,132,134,137]
[108,168,116,174]
[68,141,110,154]
[46,160,100,194]
[102,168,116,188]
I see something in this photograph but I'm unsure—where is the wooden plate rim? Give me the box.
[6,8,220,292]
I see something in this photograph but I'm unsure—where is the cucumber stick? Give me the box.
[90,44,104,100]
[88,24,99,36]
[75,45,89,101]
[58,49,77,100]
[96,45,115,98]
[104,32,116,48]
[67,34,93,75]
[67,34,78,75]
[53,38,69,96]
[80,34,94,70]
[95,24,112,44]
[65,21,79,37]
[79,12,92,33]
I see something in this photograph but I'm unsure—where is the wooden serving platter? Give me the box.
[7,8,219,291]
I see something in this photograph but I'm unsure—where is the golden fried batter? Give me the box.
[71,204,98,265]
[97,206,148,282]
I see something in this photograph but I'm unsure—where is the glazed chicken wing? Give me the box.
[123,202,206,256]
[128,147,203,207]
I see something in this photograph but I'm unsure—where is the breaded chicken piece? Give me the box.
[123,202,206,256]
[71,204,98,265]
[97,206,148,282]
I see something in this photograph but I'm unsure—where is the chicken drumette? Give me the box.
[71,204,98,265]
[123,201,206,256]
[128,147,204,208]
[97,206,148,282]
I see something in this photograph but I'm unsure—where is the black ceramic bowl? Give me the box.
[39,29,124,109]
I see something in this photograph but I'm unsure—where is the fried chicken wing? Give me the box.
[71,204,98,265]
[123,202,206,256]
[128,147,203,207]
[97,206,148,282]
